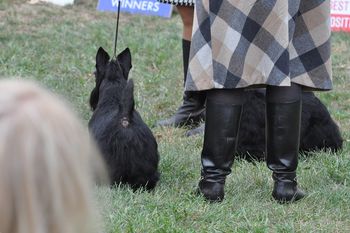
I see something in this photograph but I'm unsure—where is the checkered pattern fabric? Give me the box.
[157,0,195,6]
[185,0,332,91]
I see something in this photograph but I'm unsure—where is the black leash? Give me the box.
[113,0,122,59]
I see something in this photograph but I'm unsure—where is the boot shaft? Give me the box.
[265,100,305,203]
[266,100,302,173]
[200,100,243,183]
[198,100,243,201]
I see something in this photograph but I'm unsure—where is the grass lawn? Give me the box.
[1,1,349,232]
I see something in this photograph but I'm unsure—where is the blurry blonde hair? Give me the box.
[0,79,107,233]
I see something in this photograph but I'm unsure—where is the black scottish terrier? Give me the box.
[236,90,343,161]
[89,47,159,190]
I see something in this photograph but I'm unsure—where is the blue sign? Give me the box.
[97,0,173,18]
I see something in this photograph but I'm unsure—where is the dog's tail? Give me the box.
[120,79,135,120]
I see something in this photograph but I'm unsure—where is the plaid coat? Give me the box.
[157,0,195,5]
[185,0,332,91]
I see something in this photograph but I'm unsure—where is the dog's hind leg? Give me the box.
[299,93,343,153]
[300,120,343,153]
[129,172,160,192]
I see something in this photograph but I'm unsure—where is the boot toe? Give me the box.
[197,180,225,202]
[156,117,176,127]
[272,183,306,203]
[186,123,205,137]
[156,114,202,128]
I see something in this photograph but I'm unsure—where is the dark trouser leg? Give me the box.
[266,83,306,203]
[198,89,245,202]
[157,39,206,127]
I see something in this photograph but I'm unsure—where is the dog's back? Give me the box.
[299,92,343,153]
[89,47,159,191]
[236,90,343,161]
[89,80,160,191]
[115,79,160,190]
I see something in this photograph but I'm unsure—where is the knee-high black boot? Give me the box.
[157,39,206,127]
[198,99,243,202]
[266,100,306,203]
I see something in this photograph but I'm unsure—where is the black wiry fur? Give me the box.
[236,90,343,161]
[89,47,159,190]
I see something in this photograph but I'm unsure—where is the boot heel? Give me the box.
[198,180,225,202]
[272,173,306,203]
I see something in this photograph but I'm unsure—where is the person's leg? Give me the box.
[198,89,245,202]
[157,6,206,128]
[178,5,193,41]
[265,83,305,203]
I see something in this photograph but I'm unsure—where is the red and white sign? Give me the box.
[331,0,350,32]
